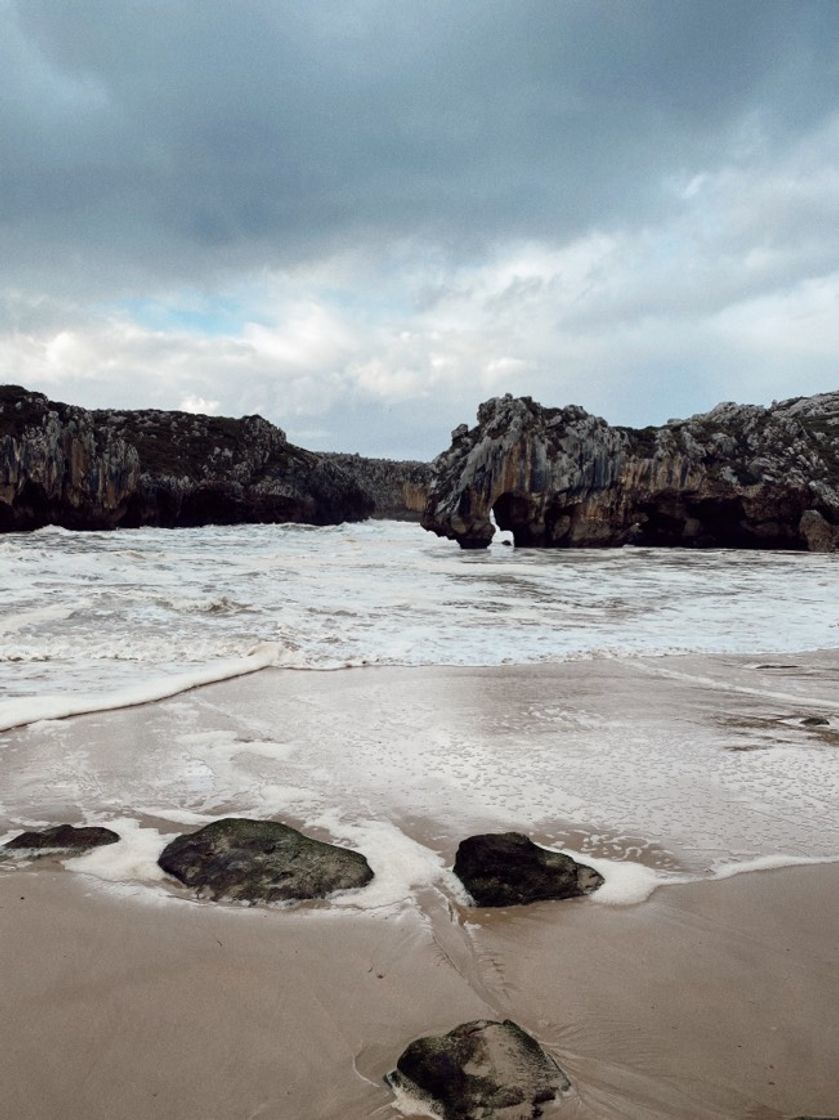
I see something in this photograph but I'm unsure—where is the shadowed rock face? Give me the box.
[387,1019,570,1120]
[453,832,603,907]
[422,392,839,550]
[318,452,431,520]
[157,818,374,903]
[4,824,120,851]
[0,385,373,531]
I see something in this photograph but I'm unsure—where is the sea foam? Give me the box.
[3,520,839,729]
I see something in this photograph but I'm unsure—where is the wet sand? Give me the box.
[2,654,839,1118]
[1,863,837,1119]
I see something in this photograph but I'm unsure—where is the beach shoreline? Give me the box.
[2,653,838,1118]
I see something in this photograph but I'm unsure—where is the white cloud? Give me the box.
[179,395,220,415]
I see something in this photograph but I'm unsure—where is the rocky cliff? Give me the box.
[0,386,373,531]
[319,453,431,520]
[422,392,839,551]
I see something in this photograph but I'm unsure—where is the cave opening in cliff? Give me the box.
[637,495,791,548]
[492,491,543,547]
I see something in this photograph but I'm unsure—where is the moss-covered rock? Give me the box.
[453,832,603,907]
[4,824,120,851]
[386,1019,570,1120]
[157,818,373,903]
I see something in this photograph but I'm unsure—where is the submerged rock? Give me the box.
[801,716,830,727]
[422,391,839,550]
[157,818,374,903]
[453,832,603,907]
[4,824,120,851]
[387,1018,570,1120]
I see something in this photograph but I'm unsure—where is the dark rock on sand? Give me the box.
[4,824,120,851]
[0,384,373,531]
[422,390,839,550]
[157,818,374,903]
[387,1018,570,1120]
[454,832,603,907]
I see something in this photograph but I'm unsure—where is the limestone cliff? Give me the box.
[422,392,839,551]
[318,453,431,520]
[0,386,373,531]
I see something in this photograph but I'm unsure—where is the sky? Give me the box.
[2,1,839,459]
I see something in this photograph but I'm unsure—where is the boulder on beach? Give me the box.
[157,817,374,903]
[386,1018,570,1120]
[453,832,603,907]
[4,824,120,851]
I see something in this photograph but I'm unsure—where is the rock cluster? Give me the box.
[0,385,373,531]
[422,391,839,550]
[7,815,598,1113]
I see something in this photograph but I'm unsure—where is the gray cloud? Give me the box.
[1,1,839,456]
[3,0,838,293]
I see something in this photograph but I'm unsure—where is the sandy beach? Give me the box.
[2,654,838,1119]
[2,861,837,1119]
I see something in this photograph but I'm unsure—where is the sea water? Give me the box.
[2,520,839,903]
[2,519,837,715]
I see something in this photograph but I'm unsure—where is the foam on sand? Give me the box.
[0,646,280,733]
[62,817,177,884]
[550,848,839,906]
[707,851,839,880]
[564,850,667,905]
[0,641,381,734]
[306,813,458,912]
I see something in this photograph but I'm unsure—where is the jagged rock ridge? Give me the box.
[318,452,431,520]
[0,386,373,531]
[422,392,839,551]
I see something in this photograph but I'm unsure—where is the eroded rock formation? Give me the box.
[157,818,374,903]
[319,452,431,520]
[422,392,839,550]
[0,385,373,531]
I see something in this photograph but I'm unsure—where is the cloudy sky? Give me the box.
[2,1,839,457]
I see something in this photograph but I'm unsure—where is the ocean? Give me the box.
[3,518,838,720]
[4,520,839,1119]
[2,518,839,896]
